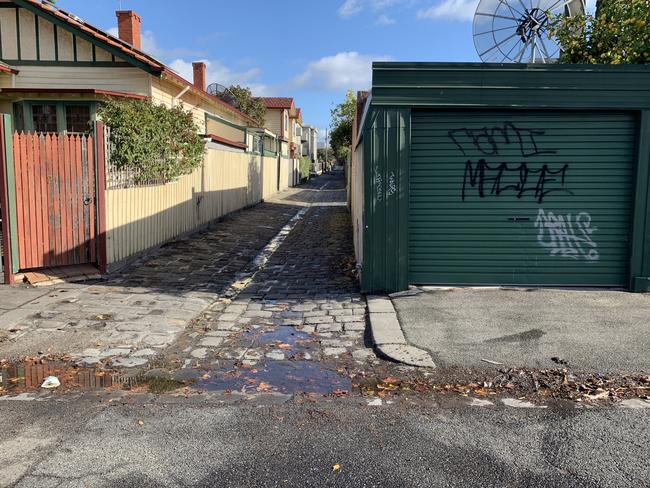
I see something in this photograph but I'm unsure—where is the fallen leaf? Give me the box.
[332,464,341,472]
[137,420,144,426]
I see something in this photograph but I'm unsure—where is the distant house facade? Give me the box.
[301,124,318,161]
[261,97,301,186]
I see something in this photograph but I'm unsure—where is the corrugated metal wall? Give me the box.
[409,110,637,287]
[105,151,279,267]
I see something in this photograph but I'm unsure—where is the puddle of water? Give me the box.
[243,326,315,349]
[0,359,136,395]
[198,360,351,396]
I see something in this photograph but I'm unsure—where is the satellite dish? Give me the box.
[206,83,241,109]
[473,0,586,64]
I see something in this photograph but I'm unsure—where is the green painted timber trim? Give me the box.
[360,107,410,293]
[15,7,20,60]
[33,11,39,61]
[13,0,159,74]
[263,150,277,157]
[205,112,247,131]
[3,113,18,273]
[53,24,58,61]
[630,110,650,291]
[4,60,132,67]
[369,62,650,114]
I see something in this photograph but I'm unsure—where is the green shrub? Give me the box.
[98,98,205,183]
[299,156,311,181]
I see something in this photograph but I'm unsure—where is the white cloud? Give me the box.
[168,59,270,96]
[107,27,205,59]
[339,0,364,17]
[293,52,391,92]
[417,0,479,21]
[338,0,408,24]
[375,13,396,25]
[107,27,268,95]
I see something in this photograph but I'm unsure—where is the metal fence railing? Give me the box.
[103,126,168,189]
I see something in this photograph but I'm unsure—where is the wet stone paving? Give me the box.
[150,174,381,396]
[0,173,388,399]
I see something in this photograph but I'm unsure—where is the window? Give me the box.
[66,106,91,133]
[284,112,288,132]
[13,102,96,134]
[32,104,58,133]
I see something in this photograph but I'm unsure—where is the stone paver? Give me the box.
[156,174,379,393]
[0,194,303,364]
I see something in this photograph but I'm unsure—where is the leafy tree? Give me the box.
[228,85,267,126]
[317,148,333,165]
[329,90,356,162]
[550,0,650,64]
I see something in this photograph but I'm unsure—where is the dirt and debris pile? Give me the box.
[351,368,650,404]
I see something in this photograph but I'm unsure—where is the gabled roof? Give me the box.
[17,0,165,74]
[14,0,259,126]
[261,97,294,109]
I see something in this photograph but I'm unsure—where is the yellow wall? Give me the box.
[150,77,251,135]
[264,109,283,138]
[105,149,281,267]
[206,116,245,143]
[13,65,150,94]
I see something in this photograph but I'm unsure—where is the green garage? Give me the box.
[353,63,650,293]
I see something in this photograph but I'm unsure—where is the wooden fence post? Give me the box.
[0,114,15,284]
[95,122,108,274]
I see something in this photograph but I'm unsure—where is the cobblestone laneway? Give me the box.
[0,192,304,365]
[155,172,382,396]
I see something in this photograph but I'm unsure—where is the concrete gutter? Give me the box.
[367,295,435,368]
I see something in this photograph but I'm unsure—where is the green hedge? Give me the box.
[299,156,311,181]
[98,98,205,183]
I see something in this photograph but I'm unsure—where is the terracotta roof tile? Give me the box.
[261,97,294,109]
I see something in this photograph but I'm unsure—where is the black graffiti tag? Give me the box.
[462,159,572,204]
[448,122,557,158]
[449,122,571,204]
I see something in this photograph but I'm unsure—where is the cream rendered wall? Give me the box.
[263,109,283,138]
[106,148,274,267]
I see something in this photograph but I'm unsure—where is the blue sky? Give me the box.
[55,0,595,141]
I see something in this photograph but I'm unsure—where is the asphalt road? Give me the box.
[393,288,650,373]
[2,397,649,488]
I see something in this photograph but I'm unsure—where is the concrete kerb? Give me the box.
[366,295,435,368]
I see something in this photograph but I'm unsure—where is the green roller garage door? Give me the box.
[409,110,637,287]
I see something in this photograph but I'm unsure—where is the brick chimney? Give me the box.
[116,11,141,50]
[192,62,206,91]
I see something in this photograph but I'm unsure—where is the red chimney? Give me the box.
[192,62,206,91]
[116,11,141,50]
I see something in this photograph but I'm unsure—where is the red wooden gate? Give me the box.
[12,132,97,270]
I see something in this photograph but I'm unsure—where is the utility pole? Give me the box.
[324,127,329,173]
